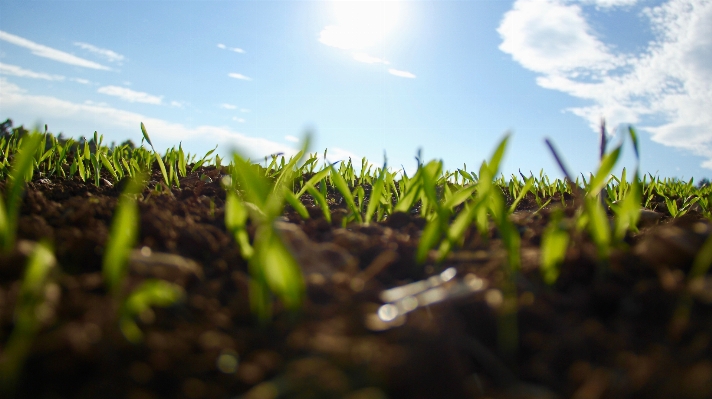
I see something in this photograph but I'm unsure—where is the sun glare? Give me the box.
[320,0,401,50]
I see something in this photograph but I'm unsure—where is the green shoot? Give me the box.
[140,122,170,186]
[0,241,56,392]
[1,131,43,253]
[103,176,144,298]
[119,279,184,344]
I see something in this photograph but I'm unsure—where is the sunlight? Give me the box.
[320,0,401,50]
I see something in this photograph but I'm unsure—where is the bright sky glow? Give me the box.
[0,0,710,180]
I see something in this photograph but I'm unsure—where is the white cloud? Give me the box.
[0,30,111,70]
[285,135,299,143]
[232,117,245,123]
[74,42,125,63]
[388,69,416,79]
[97,85,163,105]
[170,101,185,108]
[240,108,251,113]
[217,43,245,53]
[71,78,90,85]
[498,0,712,169]
[352,52,389,64]
[0,78,302,159]
[0,62,65,81]
[220,103,237,109]
[581,0,639,8]
[228,73,252,81]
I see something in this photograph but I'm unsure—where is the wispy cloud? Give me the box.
[170,101,185,108]
[71,78,91,85]
[285,135,299,143]
[0,30,110,70]
[498,0,712,169]
[0,78,305,159]
[228,73,252,81]
[220,103,238,110]
[74,42,125,63]
[217,43,245,54]
[583,0,639,8]
[97,85,163,105]
[240,108,250,113]
[388,69,416,79]
[352,52,390,65]
[232,117,245,123]
[0,62,65,81]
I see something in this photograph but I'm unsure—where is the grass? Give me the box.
[2,120,712,380]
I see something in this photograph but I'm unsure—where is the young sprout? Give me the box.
[1,131,43,253]
[119,279,184,344]
[0,241,57,393]
[540,209,569,285]
[140,122,170,186]
[103,175,144,298]
[226,137,309,319]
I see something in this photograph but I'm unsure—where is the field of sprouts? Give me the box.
[1,118,712,399]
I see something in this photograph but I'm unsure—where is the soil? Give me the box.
[1,166,712,399]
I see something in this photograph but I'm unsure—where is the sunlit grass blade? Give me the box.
[103,176,144,297]
[416,217,442,264]
[230,153,272,214]
[140,123,169,186]
[365,159,387,224]
[540,210,569,285]
[257,228,305,310]
[305,183,331,223]
[1,131,43,253]
[225,190,254,259]
[509,177,534,213]
[119,279,184,343]
[585,196,611,258]
[296,168,330,198]
[330,164,362,223]
[284,189,310,219]
[99,152,119,182]
[588,144,622,198]
[0,241,56,391]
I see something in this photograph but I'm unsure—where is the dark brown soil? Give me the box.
[1,167,712,399]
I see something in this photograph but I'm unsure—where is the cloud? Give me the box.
[352,52,390,64]
[232,117,245,123]
[170,101,185,108]
[220,103,237,110]
[97,85,163,104]
[0,62,65,81]
[498,0,712,169]
[74,42,125,64]
[240,108,251,113]
[217,43,245,53]
[285,135,299,143]
[0,30,111,70]
[0,78,301,159]
[582,0,639,8]
[228,73,252,81]
[71,78,90,85]
[388,69,416,79]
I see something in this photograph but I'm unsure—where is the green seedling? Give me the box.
[119,279,184,344]
[0,241,57,392]
[140,122,170,186]
[540,209,569,285]
[226,140,308,319]
[330,162,363,224]
[364,156,388,224]
[103,176,144,298]
[1,131,43,253]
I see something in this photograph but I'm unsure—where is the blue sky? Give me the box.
[1,0,711,180]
